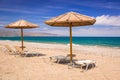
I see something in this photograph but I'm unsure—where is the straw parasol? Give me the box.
[45,11,96,63]
[5,20,38,50]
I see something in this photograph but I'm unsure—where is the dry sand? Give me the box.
[0,40,120,80]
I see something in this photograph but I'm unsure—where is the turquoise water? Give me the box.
[0,36,120,47]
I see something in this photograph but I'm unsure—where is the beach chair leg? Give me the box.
[25,53,28,57]
[85,64,89,71]
[92,63,96,68]
[49,57,53,62]
[35,53,38,57]
[68,63,74,69]
[57,59,61,63]
[80,65,85,72]
[37,53,39,57]
[14,51,17,57]
[32,53,34,57]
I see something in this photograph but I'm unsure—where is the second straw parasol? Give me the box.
[44,12,96,62]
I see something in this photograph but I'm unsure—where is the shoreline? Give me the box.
[0,40,120,57]
[0,40,120,49]
[0,36,120,48]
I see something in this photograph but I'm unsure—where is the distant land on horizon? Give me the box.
[0,30,120,37]
[0,30,57,37]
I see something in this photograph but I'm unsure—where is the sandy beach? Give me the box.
[0,40,120,80]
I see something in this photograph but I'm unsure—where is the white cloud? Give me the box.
[95,15,120,26]
[40,27,120,36]
[72,27,120,36]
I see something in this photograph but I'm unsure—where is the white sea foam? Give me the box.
[67,43,80,46]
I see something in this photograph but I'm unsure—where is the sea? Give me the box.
[0,36,120,48]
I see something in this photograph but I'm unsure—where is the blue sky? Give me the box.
[0,0,120,36]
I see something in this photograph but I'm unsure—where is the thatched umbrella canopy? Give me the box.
[5,20,38,50]
[45,12,96,62]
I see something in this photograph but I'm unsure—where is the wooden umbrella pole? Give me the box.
[21,28,24,50]
[69,23,72,63]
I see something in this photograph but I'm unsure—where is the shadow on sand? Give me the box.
[21,53,46,57]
